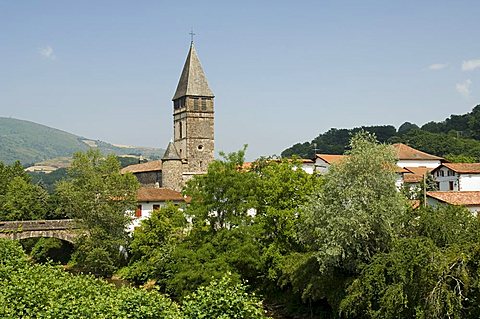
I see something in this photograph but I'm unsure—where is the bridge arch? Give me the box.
[7,231,77,244]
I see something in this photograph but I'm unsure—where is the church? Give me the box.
[122,41,215,194]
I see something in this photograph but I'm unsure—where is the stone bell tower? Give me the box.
[172,42,214,175]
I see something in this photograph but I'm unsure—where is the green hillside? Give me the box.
[281,105,480,160]
[0,117,164,165]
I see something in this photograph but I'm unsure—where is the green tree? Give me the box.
[0,161,37,220]
[56,150,139,276]
[252,158,317,287]
[444,153,477,163]
[121,203,187,285]
[397,121,419,134]
[1,176,50,220]
[184,145,258,230]
[340,238,471,319]
[291,132,407,312]
[0,161,29,196]
[182,274,270,319]
[340,205,480,319]
[0,239,182,319]
[299,132,406,274]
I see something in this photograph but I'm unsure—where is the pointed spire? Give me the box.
[162,141,181,160]
[172,42,214,100]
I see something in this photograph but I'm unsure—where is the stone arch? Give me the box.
[0,230,78,244]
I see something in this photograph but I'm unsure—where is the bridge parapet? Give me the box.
[0,219,80,243]
[0,219,78,232]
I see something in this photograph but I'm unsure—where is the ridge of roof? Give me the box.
[172,42,214,100]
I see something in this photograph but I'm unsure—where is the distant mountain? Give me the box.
[281,105,480,161]
[0,117,164,165]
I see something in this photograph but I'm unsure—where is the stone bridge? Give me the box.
[0,219,80,244]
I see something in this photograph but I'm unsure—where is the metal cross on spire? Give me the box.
[189,28,196,43]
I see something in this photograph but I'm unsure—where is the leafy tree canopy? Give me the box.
[341,205,480,319]
[0,161,51,221]
[56,149,139,276]
[298,131,407,274]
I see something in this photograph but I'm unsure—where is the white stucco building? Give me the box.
[314,154,347,174]
[128,187,189,231]
[431,163,480,191]
[392,143,444,169]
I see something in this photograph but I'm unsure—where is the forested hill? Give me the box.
[281,105,480,161]
[0,117,164,165]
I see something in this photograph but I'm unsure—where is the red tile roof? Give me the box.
[402,166,433,183]
[315,154,347,164]
[137,187,187,202]
[121,161,162,174]
[403,174,423,183]
[392,143,444,161]
[404,166,434,175]
[440,163,480,174]
[427,191,480,206]
[395,166,411,174]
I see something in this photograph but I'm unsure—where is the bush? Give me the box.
[182,274,270,319]
[0,239,182,319]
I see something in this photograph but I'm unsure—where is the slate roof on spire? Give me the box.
[172,42,214,100]
[162,142,181,160]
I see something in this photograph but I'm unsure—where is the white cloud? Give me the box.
[39,46,56,60]
[428,63,448,70]
[462,59,480,71]
[456,79,472,98]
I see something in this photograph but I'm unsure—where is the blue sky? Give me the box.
[1,1,480,160]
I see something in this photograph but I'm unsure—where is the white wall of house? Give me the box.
[395,174,404,189]
[433,166,480,191]
[434,166,459,191]
[301,163,315,175]
[396,159,441,168]
[427,197,480,215]
[459,174,480,191]
[128,201,182,231]
[314,158,330,174]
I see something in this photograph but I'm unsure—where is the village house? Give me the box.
[426,191,480,214]
[129,187,189,230]
[392,143,445,169]
[430,163,480,191]
[314,154,346,174]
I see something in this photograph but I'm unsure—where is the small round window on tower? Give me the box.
[198,145,204,151]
